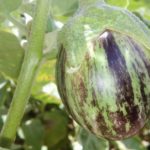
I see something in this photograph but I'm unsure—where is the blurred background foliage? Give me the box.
[0,0,149,149]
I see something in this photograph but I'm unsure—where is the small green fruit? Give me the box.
[56,1,150,140]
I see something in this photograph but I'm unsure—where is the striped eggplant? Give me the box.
[56,0,150,140]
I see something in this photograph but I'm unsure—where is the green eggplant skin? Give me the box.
[56,3,150,140]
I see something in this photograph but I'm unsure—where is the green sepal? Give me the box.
[59,3,150,67]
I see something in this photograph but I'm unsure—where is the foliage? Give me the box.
[0,0,149,149]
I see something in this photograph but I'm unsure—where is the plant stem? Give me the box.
[0,0,49,148]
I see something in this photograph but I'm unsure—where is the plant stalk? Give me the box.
[0,0,49,148]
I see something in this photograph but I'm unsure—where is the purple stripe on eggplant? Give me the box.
[131,40,150,77]
[132,64,148,112]
[99,31,135,106]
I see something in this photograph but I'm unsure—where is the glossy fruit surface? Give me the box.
[56,2,150,140]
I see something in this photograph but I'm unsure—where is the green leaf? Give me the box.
[0,0,22,13]
[0,115,3,131]
[19,1,35,17]
[11,144,23,150]
[22,119,44,150]
[127,0,150,20]
[46,16,57,32]
[79,128,109,150]
[44,30,58,60]
[0,147,9,150]
[32,60,60,104]
[0,14,5,23]
[116,136,147,150]
[107,0,150,20]
[0,30,24,80]
[43,109,69,148]
[50,0,78,20]
[0,79,9,107]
